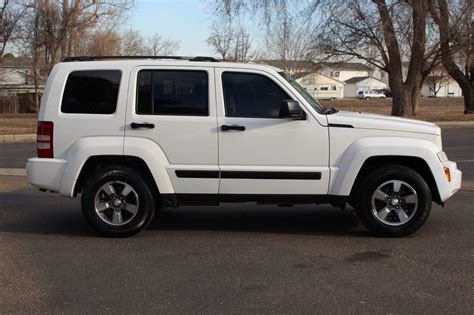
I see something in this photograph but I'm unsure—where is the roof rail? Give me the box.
[62,56,219,62]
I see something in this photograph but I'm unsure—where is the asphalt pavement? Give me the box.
[0,141,35,169]
[0,127,473,313]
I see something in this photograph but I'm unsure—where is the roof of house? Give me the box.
[322,62,372,71]
[344,76,386,84]
[295,71,345,84]
[0,57,33,68]
[344,76,369,83]
[259,59,321,71]
[292,71,314,79]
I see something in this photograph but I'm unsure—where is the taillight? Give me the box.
[37,121,54,158]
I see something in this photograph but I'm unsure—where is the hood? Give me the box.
[327,111,441,136]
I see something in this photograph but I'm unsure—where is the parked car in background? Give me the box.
[357,90,386,99]
[373,88,392,97]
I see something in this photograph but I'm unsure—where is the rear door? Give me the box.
[215,68,330,196]
[125,65,219,195]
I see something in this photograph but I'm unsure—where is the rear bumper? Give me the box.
[26,157,66,193]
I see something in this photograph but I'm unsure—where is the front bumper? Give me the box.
[26,157,66,192]
[441,160,462,201]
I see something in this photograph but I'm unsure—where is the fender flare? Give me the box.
[329,137,451,200]
[59,136,174,197]
[123,137,174,194]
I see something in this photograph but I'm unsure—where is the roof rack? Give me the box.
[62,56,219,62]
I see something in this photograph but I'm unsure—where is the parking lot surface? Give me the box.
[0,127,473,313]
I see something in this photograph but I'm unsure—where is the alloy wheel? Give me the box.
[94,181,139,226]
[371,180,418,226]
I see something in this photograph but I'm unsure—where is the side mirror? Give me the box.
[280,100,305,119]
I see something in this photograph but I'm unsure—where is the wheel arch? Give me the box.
[74,155,159,196]
[348,156,441,206]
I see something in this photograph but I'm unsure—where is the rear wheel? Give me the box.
[81,166,156,237]
[355,165,432,237]
[365,97,370,100]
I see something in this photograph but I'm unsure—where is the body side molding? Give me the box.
[175,170,322,180]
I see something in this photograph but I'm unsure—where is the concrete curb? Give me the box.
[434,121,474,127]
[0,168,26,176]
[0,134,36,143]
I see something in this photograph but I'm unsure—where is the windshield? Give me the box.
[278,71,324,113]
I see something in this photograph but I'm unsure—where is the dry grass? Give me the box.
[0,114,37,135]
[0,98,472,135]
[320,97,473,122]
[0,176,29,193]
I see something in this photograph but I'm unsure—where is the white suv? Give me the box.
[358,90,386,99]
[27,56,462,237]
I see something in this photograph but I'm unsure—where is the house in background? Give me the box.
[260,59,463,99]
[319,62,374,82]
[258,60,321,75]
[0,56,45,97]
[0,56,46,113]
[295,72,344,99]
[401,62,462,97]
[344,76,387,97]
[421,76,462,97]
[420,66,462,97]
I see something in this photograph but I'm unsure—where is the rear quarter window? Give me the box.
[61,70,121,114]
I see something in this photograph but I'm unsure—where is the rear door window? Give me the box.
[136,70,209,116]
[61,70,121,114]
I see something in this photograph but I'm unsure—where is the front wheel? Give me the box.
[81,166,156,237]
[355,165,432,237]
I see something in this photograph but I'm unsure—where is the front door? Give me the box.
[215,68,330,196]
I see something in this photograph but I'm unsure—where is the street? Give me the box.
[0,127,473,313]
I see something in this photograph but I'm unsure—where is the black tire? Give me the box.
[365,97,370,100]
[355,165,432,237]
[81,166,156,237]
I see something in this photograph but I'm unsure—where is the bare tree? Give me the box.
[0,0,29,57]
[86,30,121,56]
[264,15,314,71]
[146,33,179,56]
[231,26,256,62]
[17,1,46,110]
[207,17,235,60]
[58,0,132,59]
[121,29,147,56]
[13,0,132,108]
[207,16,257,62]
[312,0,432,116]
[212,0,446,117]
[425,73,447,97]
[17,0,132,68]
[430,0,473,114]
[120,29,180,57]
